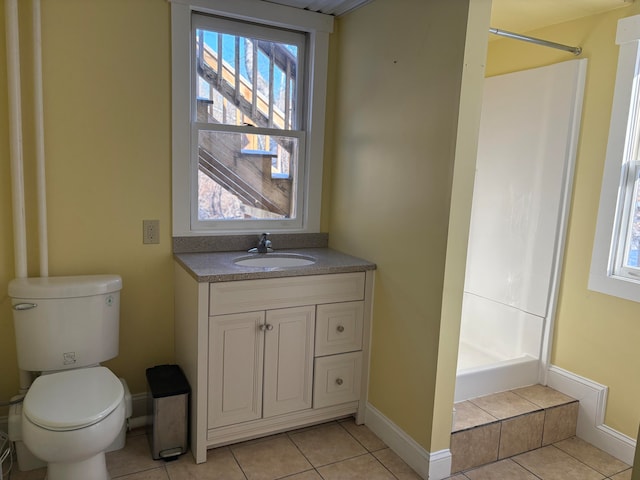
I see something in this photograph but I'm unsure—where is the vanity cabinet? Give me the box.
[174,265,374,464]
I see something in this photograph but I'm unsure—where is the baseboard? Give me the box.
[365,402,451,480]
[428,448,453,480]
[131,392,149,420]
[128,392,151,430]
[547,365,636,465]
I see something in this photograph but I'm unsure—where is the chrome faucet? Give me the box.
[249,233,273,253]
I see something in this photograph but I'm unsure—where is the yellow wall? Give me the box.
[0,0,175,412]
[487,4,640,439]
[327,0,484,451]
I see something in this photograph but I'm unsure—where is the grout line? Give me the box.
[508,455,545,479]
[551,440,631,478]
[227,446,250,480]
[336,418,403,479]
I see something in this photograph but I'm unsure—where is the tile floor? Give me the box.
[8,418,421,480]
[6,416,634,480]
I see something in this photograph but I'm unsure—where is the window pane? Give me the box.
[195,28,298,130]
[624,167,640,268]
[197,130,298,221]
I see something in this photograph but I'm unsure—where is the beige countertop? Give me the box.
[174,248,376,283]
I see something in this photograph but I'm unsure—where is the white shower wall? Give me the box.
[455,58,587,402]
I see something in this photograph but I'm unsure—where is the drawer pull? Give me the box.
[260,324,274,332]
[336,325,345,333]
[335,378,344,386]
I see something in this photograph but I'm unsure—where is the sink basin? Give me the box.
[234,254,316,268]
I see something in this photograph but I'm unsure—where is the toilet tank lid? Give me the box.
[8,275,122,299]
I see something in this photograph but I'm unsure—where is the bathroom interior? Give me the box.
[2,0,640,479]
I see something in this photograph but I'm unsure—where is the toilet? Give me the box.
[8,275,131,480]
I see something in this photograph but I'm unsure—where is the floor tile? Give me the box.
[445,475,469,480]
[498,411,544,459]
[165,446,245,479]
[512,384,576,408]
[609,469,633,479]
[450,423,500,473]
[316,453,395,479]
[283,471,324,479]
[230,435,312,480]
[373,448,422,479]
[469,391,541,419]
[107,433,164,478]
[289,422,367,467]
[553,437,630,477]
[541,402,578,445]
[115,467,170,479]
[464,458,538,479]
[453,401,498,432]
[513,445,605,480]
[339,418,388,451]
[5,466,47,480]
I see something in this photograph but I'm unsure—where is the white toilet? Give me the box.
[8,275,131,480]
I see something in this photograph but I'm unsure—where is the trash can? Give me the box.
[146,364,190,460]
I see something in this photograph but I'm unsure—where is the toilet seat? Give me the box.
[23,366,124,431]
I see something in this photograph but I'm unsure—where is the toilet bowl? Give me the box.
[21,366,125,480]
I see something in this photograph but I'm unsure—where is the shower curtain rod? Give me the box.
[489,27,582,56]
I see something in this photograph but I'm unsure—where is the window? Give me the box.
[170,0,333,235]
[590,14,640,301]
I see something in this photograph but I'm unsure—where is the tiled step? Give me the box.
[451,384,579,473]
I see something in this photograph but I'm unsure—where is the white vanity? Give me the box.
[173,247,375,463]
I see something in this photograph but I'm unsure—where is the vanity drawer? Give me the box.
[315,301,364,356]
[313,352,362,408]
[209,272,365,315]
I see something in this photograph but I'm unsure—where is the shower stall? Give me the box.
[455,58,587,402]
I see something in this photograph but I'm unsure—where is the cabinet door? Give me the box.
[209,311,265,428]
[263,306,315,418]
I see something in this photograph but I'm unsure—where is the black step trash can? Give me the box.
[146,364,190,460]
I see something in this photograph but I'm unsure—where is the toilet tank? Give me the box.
[8,275,122,372]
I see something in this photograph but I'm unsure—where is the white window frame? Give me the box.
[590,14,640,302]
[170,0,333,236]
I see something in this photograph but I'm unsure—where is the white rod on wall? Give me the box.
[489,27,582,56]
[5,0,33,393]
[5,0,27,280]
[33,0,48,278]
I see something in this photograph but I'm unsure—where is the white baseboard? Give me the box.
[365,402,451,480]
[128,392,151,430]
[131,392,149,420]
[547,365,636,465]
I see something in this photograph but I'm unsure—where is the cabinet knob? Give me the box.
[336,325,345,333]
[260,324,274,332]
[335,378,344,386]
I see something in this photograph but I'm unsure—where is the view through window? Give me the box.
[194,16,305,223]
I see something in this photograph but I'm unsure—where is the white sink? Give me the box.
[234,254,316,268]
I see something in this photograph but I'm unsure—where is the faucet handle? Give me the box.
[255,233,273,253]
